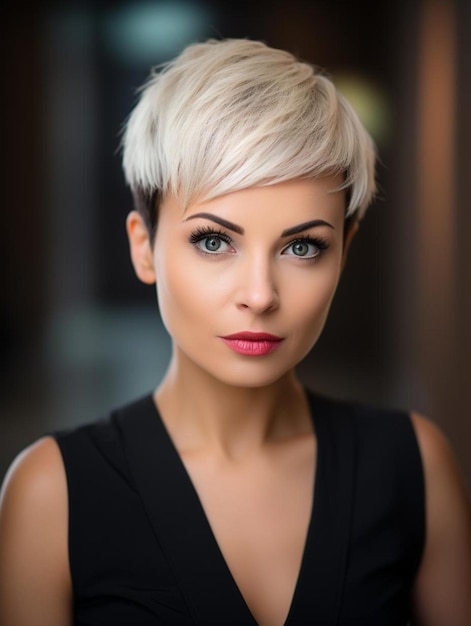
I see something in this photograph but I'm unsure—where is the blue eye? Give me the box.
[189,227,233,254]
[291,241,312,257]
[199,235,229,253]
[283,237,328,259]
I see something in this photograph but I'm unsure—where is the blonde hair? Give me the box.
[122,38,376,233]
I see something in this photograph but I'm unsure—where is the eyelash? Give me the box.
[189,226,234,250]
[284,236,329,260]
[188,226,329,260]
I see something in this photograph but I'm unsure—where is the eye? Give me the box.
[199,235,230,253]
[189,227,234,255]
[282,237,328,259]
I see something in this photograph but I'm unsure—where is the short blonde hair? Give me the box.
[122,38,376,233]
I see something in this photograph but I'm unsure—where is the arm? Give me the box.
[411,413,471,626]
[0,437,72,626]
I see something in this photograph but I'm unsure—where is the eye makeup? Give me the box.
[188,224,330,262]
[189,225,234,255]
[282,236,329,260]
[189,225,234,245]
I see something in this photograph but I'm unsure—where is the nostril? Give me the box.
[235,289,279,313]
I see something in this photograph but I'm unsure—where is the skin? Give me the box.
[0,177,470,626]
[133,177,352,623]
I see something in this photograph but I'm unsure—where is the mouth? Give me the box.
[219,332,284,356]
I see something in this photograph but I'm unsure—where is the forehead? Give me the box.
[162,176,346,229]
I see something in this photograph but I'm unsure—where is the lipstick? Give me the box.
[220,332,283,356]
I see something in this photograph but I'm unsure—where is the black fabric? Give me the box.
[53,390,425,625]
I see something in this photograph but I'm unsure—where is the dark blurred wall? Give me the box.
[1,0,470,486]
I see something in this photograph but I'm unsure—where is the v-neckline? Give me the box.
[152,392,320,626]
[116,390,355,625]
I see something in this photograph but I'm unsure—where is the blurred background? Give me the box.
[1,0,470,487]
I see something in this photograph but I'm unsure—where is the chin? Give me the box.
[204,360,298,390]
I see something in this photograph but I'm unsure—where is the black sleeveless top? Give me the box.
[53,390,425,625]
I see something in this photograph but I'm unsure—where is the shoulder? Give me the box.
[0,436,68,555]
[410,411,459,465]
[410,411,470,482]
[0,437,71,625]
[409,411,471,530]
[313,391,420,456]
[0,436,67,523]
[50,393,157,483]
[409,412,471,625]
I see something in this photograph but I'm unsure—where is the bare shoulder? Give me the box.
[409,412,471,626]
[1,436,66,498]
[0,436,68,532]
[0,437,71,626]
[410,412,466,477]
[410,412,471,527]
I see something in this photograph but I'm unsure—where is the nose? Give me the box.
[235,253,279,314]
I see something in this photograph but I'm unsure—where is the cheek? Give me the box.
[286,262,341,312]
[283,265,341,343]
[154,252,221,334]
[155,266,193,330]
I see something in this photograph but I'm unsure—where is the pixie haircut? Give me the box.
[122,38,376,238]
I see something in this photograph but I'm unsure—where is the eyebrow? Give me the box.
[183,213,335,237]
[281,220,335,236]
[183,213,244,234]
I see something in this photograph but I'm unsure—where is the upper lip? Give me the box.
[220,332,283,341]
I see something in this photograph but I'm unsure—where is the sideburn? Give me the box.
[343,214,356,243]
[132,187,160,246]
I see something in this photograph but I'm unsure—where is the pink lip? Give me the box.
[220,332,284,356]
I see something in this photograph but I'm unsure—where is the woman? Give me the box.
[1,38,470,626]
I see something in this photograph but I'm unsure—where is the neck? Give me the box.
[154,351,312,460]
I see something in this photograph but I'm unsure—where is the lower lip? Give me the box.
[220,338,283,356]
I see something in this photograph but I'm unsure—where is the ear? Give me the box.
[341,219,359,271]
[126,211,156,284]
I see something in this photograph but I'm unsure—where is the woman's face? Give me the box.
[130,177,352,388]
